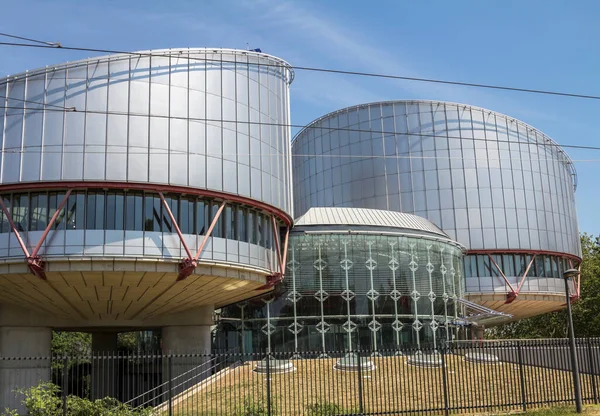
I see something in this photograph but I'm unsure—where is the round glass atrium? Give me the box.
[217,208,465,355]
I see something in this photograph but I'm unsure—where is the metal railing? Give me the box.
[1,338,599,415]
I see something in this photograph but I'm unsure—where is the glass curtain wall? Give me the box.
[219,233,464,355]
[0,190,279,248]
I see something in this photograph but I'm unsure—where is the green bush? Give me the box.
[232,396,273,416]
[6,382,153,416]
[305,401,357,415]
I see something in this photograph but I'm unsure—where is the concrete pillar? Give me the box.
[91,332,118,400]
[161,306,213,400]
[162,325,212,354]
[0,326,52,414]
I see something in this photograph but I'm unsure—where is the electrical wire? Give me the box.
[0,40,599,101]
[0,103,598,153]
[0,33,60,47]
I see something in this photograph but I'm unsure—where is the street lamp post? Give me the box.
[564,268,582,413]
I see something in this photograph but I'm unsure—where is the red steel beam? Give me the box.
[515,254,536,294]
[0,181,292,226]
[279,225,290,276]
[271,215,282,276]
[487,253,516,293]
[30,189,72,258]
[194,201,226,261]
[158,192,193,259]
[486,254,518,304]
[468,249,581,264]
[177,200,227,281]
[577,264,581,298]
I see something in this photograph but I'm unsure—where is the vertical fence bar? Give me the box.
[590,338,599,404]
[517,342,527,412]
[357,349,364,414]
[167,355,173,416]
[266,353,271,416]
[441,347,449,416]
[62,356,68,416]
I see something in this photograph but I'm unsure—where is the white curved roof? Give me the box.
[294,207,449,238]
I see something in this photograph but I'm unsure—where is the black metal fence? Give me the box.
[1,338,599,415]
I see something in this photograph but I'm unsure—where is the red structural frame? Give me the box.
[0,182,292,284]
[467,249,583,304]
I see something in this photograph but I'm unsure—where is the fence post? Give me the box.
[167,355,173,416]
[62,356,68,416]
[266,353,272,416]
[357,351,364,414]
[441,347,449,416]
[588,338,598,404]
[517,343,527,412]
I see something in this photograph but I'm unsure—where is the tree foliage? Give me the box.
[488,233,600,339]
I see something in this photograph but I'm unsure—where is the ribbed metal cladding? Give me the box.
[0,48,294,217]
[292,100,580,257]
[294,207,449,238]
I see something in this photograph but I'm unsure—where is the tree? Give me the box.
[488,233,600,339]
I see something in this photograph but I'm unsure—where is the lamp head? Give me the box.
[563,268,580,280]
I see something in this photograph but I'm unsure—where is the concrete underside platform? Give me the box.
[0,258,272,326]
[466,292,567,323]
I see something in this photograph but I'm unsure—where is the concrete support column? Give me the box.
[91,332,118,400]
[0,326,52,413]
[161,305,214,400]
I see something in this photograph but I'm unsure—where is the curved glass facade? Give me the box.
[464,253,577,295]
[0,48,294,216]
[292,101,579,257]
[0,188,283,271]
[218,231,464,354]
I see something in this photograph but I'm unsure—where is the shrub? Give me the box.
[6,381,153,416]
[232,396,273,416]
[306,401,357,415]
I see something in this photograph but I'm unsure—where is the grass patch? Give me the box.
[169,355,598,415]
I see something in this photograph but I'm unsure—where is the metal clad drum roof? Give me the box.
[294,207,448,238]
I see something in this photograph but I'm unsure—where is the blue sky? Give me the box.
[1,0,598,235]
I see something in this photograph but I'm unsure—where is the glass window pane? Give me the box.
[211,202,223,238]
[12,194,29,232]
[544,256,552,278]
[477,255,490,277]
[95,192,105,230]
[0,195,9,233]
[144,194,154,231]
[248,210,255,244]
[86,194,96,230]
[552,256,559,278]
[464,255,476,278]
[196,200,206,235]
[180,198,191,234]
[106,193,116,230]
[66,192,84,230]
[30,193,48,232]
[535,255,545,277]
[153,196,162,232]
[114,194,124,230]
[238,207,247,242]
[125,193,135,231]
[257,214,263,246]
[225,206,234,240]
[49,193,66,230]
[163,196,175,233]
[502,254,516,276]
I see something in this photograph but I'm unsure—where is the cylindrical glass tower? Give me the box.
[291,101,580,320]
[0,48,294,325]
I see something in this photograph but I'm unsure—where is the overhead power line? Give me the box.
[1,101,598,153]
[0,38,599,101]
[0,33,61,47]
